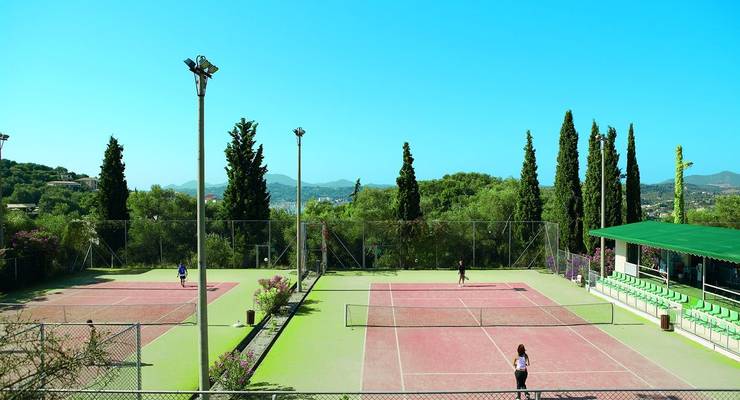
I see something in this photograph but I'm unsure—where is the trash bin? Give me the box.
[660,314,670,331]
[246,309,255,326]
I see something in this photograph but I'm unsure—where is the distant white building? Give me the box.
[47,180,82,189]
[76,177,98,191]
[7,203,38,214]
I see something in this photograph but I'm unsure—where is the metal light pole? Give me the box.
[598,134,606,278]
[184,55,218,395]
[0,133,8,249]
[294,127,305,292]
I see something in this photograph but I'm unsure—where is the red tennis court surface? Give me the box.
[8,281,237,345]
[362,282,691,391]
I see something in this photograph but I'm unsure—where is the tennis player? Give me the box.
[457,259,466,287]
[513,344,531,400]
[177,263,188,287]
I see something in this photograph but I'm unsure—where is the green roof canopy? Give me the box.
[589,221,740,264]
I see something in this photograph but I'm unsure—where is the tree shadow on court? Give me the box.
[294,298,320,316]
[0,268,153,303]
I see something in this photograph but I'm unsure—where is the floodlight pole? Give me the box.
[294,127,305,292]
[0,133,7,249]
[599,134,606,278]
[185,55,218,397]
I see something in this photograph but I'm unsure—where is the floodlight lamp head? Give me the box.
[293,127,305,137]
[198,57,212,70]
[0,134,8,141]
[207,65,219,75]
[184,58,196,70]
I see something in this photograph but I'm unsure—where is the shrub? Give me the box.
[591,247,616,276]
[209,350,256,390]
[253,275,291,315]
[205,233,232,268]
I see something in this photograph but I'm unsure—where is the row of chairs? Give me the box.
[600,271,688,311]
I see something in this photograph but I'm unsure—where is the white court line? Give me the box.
[359,282,372,390]
[458,297,514,370]
[405,369,628,376]
[505,282,655,388]
[389,283,407,392]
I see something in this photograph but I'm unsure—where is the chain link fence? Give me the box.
[3,388,738,400]
[304,221,559,270]
[31,219,559,272]
[0,322,141,392]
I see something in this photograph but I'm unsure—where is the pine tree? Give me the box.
[515,131,542,243]
[673,145,693,224]
[603,126,622,228]
[396,142,422,221]
[582,121,602,254]
[222,118,270,266]
[97,136,129,251]
[553,110,584,253]
[222,118,271,221]
[351,178,361,202]
[625,123,642,224]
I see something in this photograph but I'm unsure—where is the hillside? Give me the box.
[659,171,740,188]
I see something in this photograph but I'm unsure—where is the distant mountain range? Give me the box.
[164,173,391,191]
[162,171,738,206]
[658,171,740,188]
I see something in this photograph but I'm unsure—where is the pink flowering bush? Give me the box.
[591,247,616,276]
[253,275,292,315]
[209,350,256,390]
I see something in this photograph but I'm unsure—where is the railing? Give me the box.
[3,388,738,400]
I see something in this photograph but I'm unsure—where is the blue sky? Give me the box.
[1,1,739,189]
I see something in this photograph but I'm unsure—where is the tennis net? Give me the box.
[345,302,613,327]
[0,302,197,325]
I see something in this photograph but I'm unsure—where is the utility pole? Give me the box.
[184,56,219,397]
[294,127,305,292]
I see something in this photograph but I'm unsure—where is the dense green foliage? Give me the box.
[604,126,622,228]
[396,142,422,221]
[625,124,642,224]
[673,145,692,224]
[0,160,88,200]
[553,110,584,253]
[515,131,542,242]
[687,195,740,229]
[582,121,602,253]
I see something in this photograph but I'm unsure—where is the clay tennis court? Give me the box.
[0,280,237,345]
[359,282,691,391]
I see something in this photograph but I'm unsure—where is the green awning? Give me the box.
[589,221,740,264]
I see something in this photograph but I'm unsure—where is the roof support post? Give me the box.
[702,256,706,301]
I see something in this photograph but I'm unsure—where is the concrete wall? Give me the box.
[615,239,627,274]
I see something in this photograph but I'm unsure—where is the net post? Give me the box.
[479,307,483,327]
[344,304,348,327]
[610,303,614,324]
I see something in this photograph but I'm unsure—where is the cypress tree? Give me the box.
[247,143,270,221]
[351,178,361,202]
[222,118,270,266]
[222,118,270,221]
[98,136,129,251]
[603,126,622,228]
[625,123,642,224]
[673,145,693,224]
[582,121,602,254]
[396,142,422,221]
[553,110,584,253]
[515,130,542,242]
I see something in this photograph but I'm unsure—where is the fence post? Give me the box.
[268,220,272,267]
[508,221,512,268]
[472,221,476,269]
[124,220,128,266]
[39,323,46,389]
[535,391,541,400]
[136,323,142,399]
[362,221,366,269]
[231,221,236,268]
